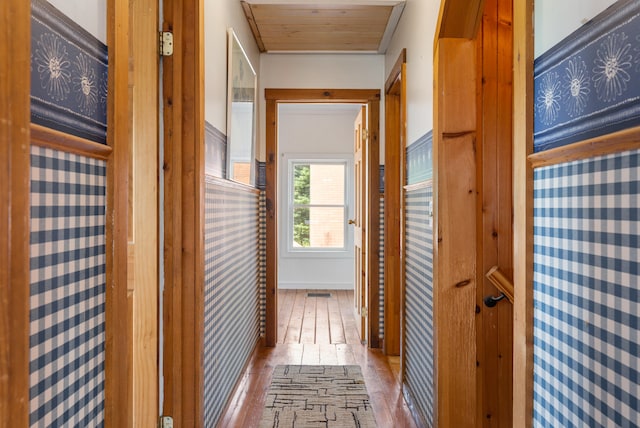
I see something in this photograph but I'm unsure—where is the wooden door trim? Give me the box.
[264,88,381,347]
[162,0,205,425]
[106,0,132,425]
[513,0,534,426]
[129,0,160,424]
[433,37,478,428]
[0,1,31,424]
[383,50,406,357]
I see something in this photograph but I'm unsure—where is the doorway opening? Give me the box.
[264,89,381,348]
[276,103,364,345]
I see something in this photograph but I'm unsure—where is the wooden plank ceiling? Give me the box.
[241,1,406,53]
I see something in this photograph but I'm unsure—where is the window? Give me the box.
[289,161,348,251]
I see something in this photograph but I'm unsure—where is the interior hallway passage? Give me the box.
[218,290,418,427]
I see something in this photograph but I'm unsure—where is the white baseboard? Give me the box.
[278,281,353,290]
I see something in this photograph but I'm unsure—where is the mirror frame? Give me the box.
[226,28,257,185]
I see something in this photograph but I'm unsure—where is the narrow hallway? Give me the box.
[218,290,417,427]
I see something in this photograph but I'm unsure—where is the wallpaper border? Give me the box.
[534,0,640,152]
[31,0,108,144]
[406,131,433,185]
[204,121,227,179]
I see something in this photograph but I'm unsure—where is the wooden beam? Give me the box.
[0,0,30,425]
[106,0,132,426]
[436,0,485,40]
[512,0,534,426]
[433,37,478,427]
[265,88,380,103]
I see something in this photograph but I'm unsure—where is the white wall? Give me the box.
[384,0,440,146]
[259,53,385,160]
[204,0,261,134]
[534,0,618,58]
[47,0,107,44]
[278,104,360,290]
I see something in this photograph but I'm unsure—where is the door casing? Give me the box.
[264,89,381,347]
[383,50,407,358]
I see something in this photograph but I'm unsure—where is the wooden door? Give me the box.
[353,106,367,342]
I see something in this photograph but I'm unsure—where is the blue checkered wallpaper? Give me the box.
[29,146,107,427]
[404,183,435,427]
[533,148,640,427]
[203,179,261,426]
[259,191,267,336]
[379,196,385,340]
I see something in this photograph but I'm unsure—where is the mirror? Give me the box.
[227,28,257,185]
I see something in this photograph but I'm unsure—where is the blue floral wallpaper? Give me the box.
[31,0,108,144]
[534,0,640,152]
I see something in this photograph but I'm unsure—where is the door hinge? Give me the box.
[160,31,174,56]
[362,128,369,142]
[361,307,368,318]
[159,416,174,428]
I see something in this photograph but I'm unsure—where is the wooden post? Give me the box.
[106,0,132,426]
[162,0,205,424]
[0,1,31,426]
[129,0,160,424]
[433,37,478,427]
[513,0,534,426]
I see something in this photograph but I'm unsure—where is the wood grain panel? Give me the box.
[245,3,393,51]
[433,38,478,427]
[478,0,513,425]
[129,0,159,425]
[106,0,132,426]
[162,0,205,424]
[0,0,30,425]
[436,0,484,40]
[512,0,534,426]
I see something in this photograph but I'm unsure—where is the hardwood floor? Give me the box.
[217,290,418,427]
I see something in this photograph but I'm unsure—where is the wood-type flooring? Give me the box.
[217,289,418,427]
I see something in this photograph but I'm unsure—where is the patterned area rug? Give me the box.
[259,365,377,428]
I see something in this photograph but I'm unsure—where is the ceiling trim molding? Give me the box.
[378,2,405,53]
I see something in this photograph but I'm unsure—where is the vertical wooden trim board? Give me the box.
[513,0,534,426]
[478,0,514,424]
[106,0,132,426]
[162,0,205,425]
[367,100,381,349]
[433,38,478,427]
[383,50,406,357]
[0,1,30,426]
[265,97,278,347]
[129,0,159,425]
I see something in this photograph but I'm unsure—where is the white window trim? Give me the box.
[279,153,354,259]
